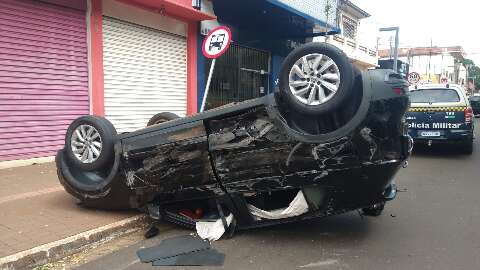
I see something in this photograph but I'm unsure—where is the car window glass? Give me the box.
[408,89,460,103]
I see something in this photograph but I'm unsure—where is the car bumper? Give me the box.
[409,129,473,143]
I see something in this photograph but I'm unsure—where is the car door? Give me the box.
[206,109,289,191]
[206,108,327,193]
[120,120,216,192]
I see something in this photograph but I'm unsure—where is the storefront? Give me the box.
[197,0,339,110]
[0,0,89,161]
[0,0,214,162]
[100,0,184,132]
[92,0,214,133]
[0,0,337,162]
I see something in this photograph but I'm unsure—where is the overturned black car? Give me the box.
[57,43,411,231]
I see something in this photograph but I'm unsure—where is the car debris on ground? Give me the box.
[137,234,224,267]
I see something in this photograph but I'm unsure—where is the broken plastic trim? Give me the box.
[247,191,309,220]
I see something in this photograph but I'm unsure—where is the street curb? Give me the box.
[0,214,148,270]
[0,156,55,170]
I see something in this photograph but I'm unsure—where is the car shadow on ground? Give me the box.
[232,212,373,244]
[411,144,472,158]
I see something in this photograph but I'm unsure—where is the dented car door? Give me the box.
[121,120,216,192]
[206,108,322,192]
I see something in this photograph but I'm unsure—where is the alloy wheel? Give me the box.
[70,124,103,164]
[288,53,341,106]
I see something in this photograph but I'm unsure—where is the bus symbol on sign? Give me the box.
[202,26,232,59]
[209,34,226,51]
[407,72,420,84]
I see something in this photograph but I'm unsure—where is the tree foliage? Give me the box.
[463,58,480,89]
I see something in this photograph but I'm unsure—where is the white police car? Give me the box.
[406,84,474,154]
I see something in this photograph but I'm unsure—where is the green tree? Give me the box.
[463,59,474,66]
[463,59,480,90]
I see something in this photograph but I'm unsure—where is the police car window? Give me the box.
[408,89,460,103]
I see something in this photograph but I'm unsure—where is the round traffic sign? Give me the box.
[441,77,448,83]
[407,72,420,84]
[202,26,232,59]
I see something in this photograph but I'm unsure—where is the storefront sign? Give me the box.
[265,0,337,27]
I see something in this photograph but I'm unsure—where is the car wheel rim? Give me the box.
[71,124,103,164]
[288,53,341,106]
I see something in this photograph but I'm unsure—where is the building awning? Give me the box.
[123,0,216,21]
[211,0,340,40]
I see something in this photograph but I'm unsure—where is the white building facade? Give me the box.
[380,47,467,85]
[314,0,378,70]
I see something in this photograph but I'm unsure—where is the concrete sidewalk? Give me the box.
[0,162,142,267]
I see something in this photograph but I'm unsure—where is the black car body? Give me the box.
[57,43,411,230]
[469,95,480,116]
[406,84,474,154]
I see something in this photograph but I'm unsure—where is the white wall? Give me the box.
[400,54,455,78]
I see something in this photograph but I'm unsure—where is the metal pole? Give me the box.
[200,59,216,112]
[379,27,399,72]
[428,38,432,80]
[393,28,399,73]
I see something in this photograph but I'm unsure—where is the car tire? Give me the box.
[64,116,116,171]
[462,140,473,155]
[279,42,354,115]
[362,202,385,216]
[57,164,133,210]
[147,112,180,126]
[57,148,137,210]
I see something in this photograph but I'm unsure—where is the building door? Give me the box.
[102,17,187,133]
[0,0,88,161]
[205,44,270,109]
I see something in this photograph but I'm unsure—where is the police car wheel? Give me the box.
[279,42,353,116]
[462,140,473,155]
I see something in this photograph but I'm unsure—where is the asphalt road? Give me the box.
[70,119,480,270]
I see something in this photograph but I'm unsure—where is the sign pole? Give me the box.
[200,58,216,112]
[200,26,232,112]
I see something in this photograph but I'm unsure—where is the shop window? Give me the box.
[204,44,270,109]
[342,15,357,40]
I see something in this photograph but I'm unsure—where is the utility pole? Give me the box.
[428,38,432,81]
[389,36,393,59]
[466,65,469,91]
